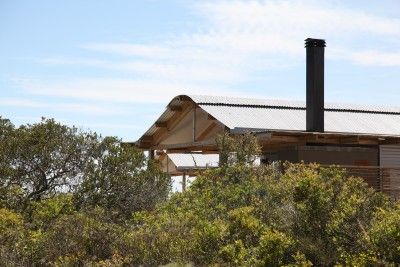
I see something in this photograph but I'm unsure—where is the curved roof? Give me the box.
[137,94,400,146]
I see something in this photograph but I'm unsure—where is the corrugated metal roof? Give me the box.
[200,105,400,136]
[200,105,304,131]
[138,94,400,142]
[187,95,400,136]
[168,153,219,168]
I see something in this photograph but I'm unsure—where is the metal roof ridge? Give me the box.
[198,102,400,115]
[183,94,400,115]
[325,108,400,115]
[197,102,305,109]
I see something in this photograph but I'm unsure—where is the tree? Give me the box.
[216,132,260,166]
[73,136,171,222]
[0,117,171,220]
[0,118,97,207]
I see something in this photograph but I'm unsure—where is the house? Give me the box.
[134,38,400,197]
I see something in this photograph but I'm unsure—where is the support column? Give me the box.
[166,154,169,174]
[182,172,187,192]
[149,149,155,160]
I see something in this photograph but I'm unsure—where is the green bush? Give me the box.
[38,209,122,266]
[0,208,27,266]
[1,119,400,266]
[369,203,400,263]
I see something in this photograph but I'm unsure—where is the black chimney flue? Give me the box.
[305,38,325,132]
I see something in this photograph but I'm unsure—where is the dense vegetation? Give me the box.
[1,117,400,266]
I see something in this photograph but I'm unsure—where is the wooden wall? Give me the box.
[263,145,378,166]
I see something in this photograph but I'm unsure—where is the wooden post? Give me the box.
[182,172,187,192]
[166,154,169,174]
[149,150,155,160]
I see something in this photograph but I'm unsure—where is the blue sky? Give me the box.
[1,0,400,141]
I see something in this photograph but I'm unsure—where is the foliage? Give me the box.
[109,162,393,265]
[109,134,395,266]
[29,194,75,229]
[0,117,171,219]
[38,208,122,266]
[73,136,171,222]
[216,132,260,166]
[0,207,26,266]
[369,203,400,263]
[0,117,97,206]
[0,117,172,265]
[1,117,400,266]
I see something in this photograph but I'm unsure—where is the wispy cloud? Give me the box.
[195,1,400,37]
[15,0,400,107]
[38,57,107,67]
[79,1,400,63]
[187,0,400,63]
[0,97,126,115]
[80,43,170,58]
[13,77,244,104]
[351,50,400,66]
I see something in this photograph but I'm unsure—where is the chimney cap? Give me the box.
[305,38,326,48]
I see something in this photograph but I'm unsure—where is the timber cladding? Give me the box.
[267,145,378,166]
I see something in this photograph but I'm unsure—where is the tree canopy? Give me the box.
[0,117,171,217]
[1,118,400,266]
[0,118,96,207]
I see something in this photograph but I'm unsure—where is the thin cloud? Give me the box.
[15,0,400,107]
[38,57,108,67]
[14,77,244,104]
[195,0,400,37]
[351,50,400,66]
[38,57,245,83]
[0,97,126,115]
[80,43,170,58]
[42,0,400,83]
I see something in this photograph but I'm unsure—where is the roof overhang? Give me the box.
[135,95,228,150]
[136,95,197,149]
